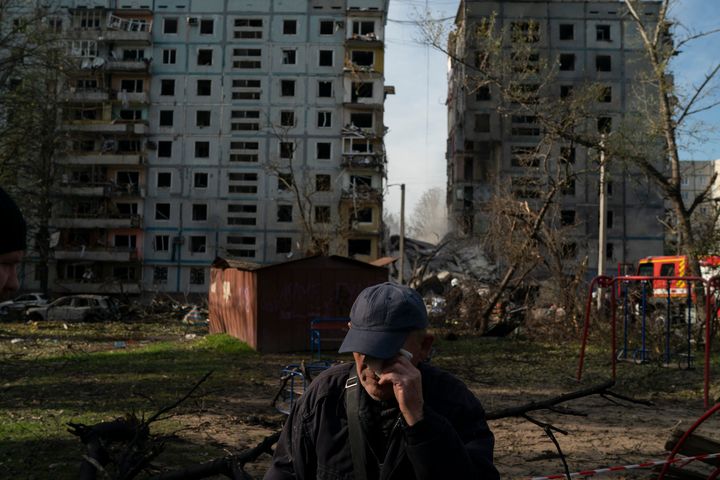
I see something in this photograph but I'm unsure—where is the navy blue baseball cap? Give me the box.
[339,282,428,359]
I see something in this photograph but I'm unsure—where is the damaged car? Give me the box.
[26,295,119,322]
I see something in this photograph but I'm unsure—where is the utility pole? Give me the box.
[597,137,607,310]
[399,183,406,285]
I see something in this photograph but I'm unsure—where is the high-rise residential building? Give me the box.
[8,0,390,295]
[446,0,665,276]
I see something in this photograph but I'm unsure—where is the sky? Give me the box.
[382,0,720,217]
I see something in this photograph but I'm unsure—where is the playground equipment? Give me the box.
[577,275,720,408]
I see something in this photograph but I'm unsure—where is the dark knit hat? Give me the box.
[0,187,27,254]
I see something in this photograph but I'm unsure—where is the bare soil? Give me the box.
[179,337,719,480]
[1,320,718,479]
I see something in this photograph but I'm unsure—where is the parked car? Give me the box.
[0,292,49,316]
[26,295,119,322]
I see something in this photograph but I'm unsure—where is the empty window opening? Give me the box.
[280,111,295,127]
[159,110,174,127]
[559,24,574,40]
[281,79,296,96]
[559,53,575,71]
[351,82,373,102]
[200,19,214,34]
[197,79,212,95]
[352,21,375,36]
[317,111,332,128]
[195,141,210,158]
[277,205,293,222]
[596,24,611,41]
[190,236,206,253]
[351,50,374,67]
[596,55,612,72]
[318,81,333,97]
[197,49,213,66]
[160,79,175,96]
[155,203,171,220]
[157,172,171,188]
[315,206,331,224]
[194,172,208,188]
[282,49,296,65]
[350,113,372,128]
[317,142,332,159]
[320,20,335,35]
[283,19,297,35]
[316,174,331,191]
[158,141,172,157]
[192,204,208,221]
[276,237,292,254]
[196,110,211,127]
[319,50,333,67]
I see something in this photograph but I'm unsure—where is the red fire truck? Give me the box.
[636,255,720,299]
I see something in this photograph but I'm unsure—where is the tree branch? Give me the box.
[486,380,615,420]
[676,62,720,126]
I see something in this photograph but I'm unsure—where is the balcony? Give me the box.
[104,14,153,44]
[343,62,380,76]
[102,29,152,43]
[341,185,383,202]
[60,181,143,197]
[341,154,385,171]
[54,247,138,262]
[105,59,150,72]
[348,221,380,234]
[58,153,145,166]
[52,280,142,295]
[343,99,383,109]
[345,35,383,48]
[342,124,385,139]
[116,91,149,104]
[58,185,106,197]
[53,215,142,229]
[63,89,110,103]
[63,121,132,133]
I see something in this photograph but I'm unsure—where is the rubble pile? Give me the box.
[123,294,208,324]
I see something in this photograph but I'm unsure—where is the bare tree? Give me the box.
[265,123,346,257]
[0,3,71,292]
[420,15,609,328]
[615,0,720,278]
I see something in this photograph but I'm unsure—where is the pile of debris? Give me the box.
[123,294,208,324]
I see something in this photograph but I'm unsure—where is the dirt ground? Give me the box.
[180,378,714,480]
[1,320,718,479]
[176,338,719,480]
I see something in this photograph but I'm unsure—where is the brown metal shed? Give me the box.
[208,255,388,352]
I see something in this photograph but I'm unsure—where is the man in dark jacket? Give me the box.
[0,187,26,299]
[265,282,499,480]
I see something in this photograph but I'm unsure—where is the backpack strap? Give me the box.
[345,372,369,480]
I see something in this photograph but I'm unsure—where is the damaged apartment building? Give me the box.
[11,0,391,295]
[446,0,665,276]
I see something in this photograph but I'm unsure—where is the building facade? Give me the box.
[11,0,390,295]
[446,0,666,276]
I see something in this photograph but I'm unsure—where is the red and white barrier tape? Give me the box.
[529,452,720,480]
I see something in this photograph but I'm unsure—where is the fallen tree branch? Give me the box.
[486,380,615,420]
[524,414,572,480]
[147,431,281,480]
[603,390,654,406]
[69,372,214,480]
[144,371,214,425]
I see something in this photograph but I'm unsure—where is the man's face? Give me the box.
[352,332,433,402]
[0,250,23,300]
